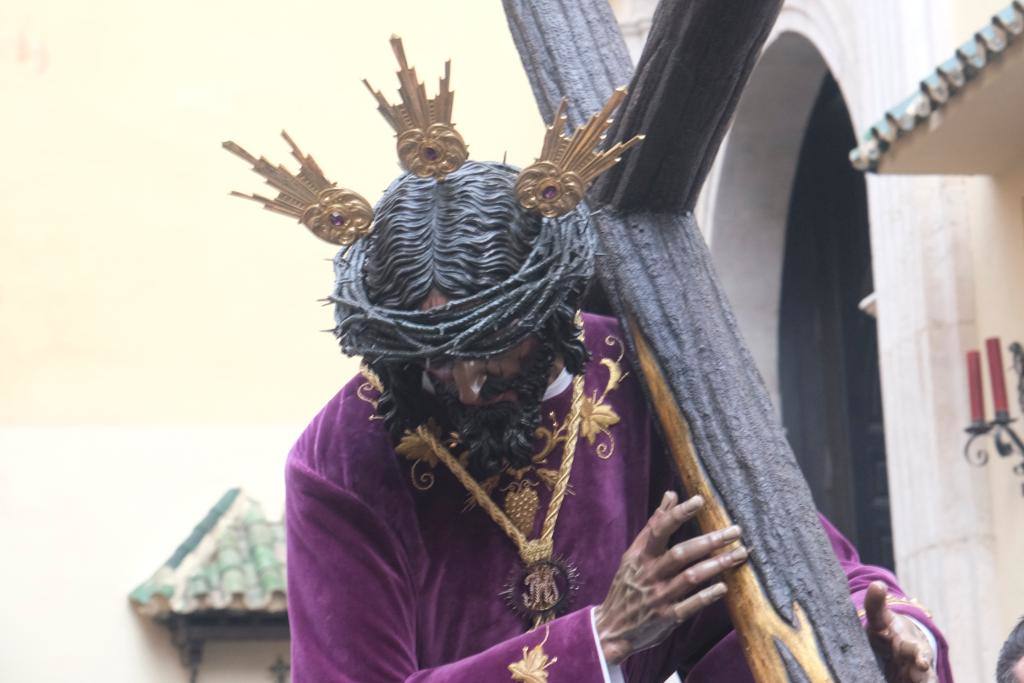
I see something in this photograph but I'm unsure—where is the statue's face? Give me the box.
[419,290,558,478]
[418,289,556,406]
[423,336,542,407]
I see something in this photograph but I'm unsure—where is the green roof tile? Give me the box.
[850,1,1024,171]
[129,489,287,617]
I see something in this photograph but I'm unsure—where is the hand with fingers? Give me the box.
[593,491,747,665]
[864,581,937,683]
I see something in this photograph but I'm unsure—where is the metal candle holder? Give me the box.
[964,342,1024,495]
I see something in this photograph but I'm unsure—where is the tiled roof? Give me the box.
[849,1,1024,172]
[130,489,286,618]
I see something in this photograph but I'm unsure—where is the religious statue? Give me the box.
[223,6,954,681]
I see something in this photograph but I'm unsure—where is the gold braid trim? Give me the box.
[508,625,557,682]
[538,372,585,551]
[415,372,585,566]
[416,424,529,550]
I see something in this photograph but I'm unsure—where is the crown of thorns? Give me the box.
[222,36,641,360]
[329,199,595,361]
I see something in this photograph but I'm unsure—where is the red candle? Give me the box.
[986,337,1009,415]
[966,350,985,423]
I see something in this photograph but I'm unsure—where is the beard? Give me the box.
[433,339,556,480]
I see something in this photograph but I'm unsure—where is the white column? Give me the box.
[867,172,1000,681]
[851,1,1002,678]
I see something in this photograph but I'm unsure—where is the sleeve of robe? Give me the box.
[285,453,611,682]
[822,515,953,683]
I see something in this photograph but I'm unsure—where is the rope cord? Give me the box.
[416,371,585,566]
[539,369,585,549]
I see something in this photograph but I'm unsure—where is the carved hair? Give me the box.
[330,161,594,362]
[997,617,1024,683]
[345,161,591,442]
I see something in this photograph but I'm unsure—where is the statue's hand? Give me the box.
[594,491,747,665]
[864,581,937,683]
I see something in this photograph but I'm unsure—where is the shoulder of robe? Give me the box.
[288,372,405,501]
[580,311,622,341]
[581,312,645,400]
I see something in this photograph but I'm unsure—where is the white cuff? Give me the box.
[590,607,626,683]
[904,615,938,666]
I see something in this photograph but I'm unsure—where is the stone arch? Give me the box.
[694,4,997,678]
[702,31,831,410]
[702,24,897,565]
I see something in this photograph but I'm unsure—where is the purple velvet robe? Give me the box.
[286,314,952,682]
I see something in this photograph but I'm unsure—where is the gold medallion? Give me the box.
[502,558,580,625]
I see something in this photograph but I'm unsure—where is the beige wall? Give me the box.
[1,425,292,682]
[953,0,1009,39]
[966,162,1024,637]
[0,0,543,425]
[0,1,543,680]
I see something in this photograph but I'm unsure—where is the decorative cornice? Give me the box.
[849,1,1024,172]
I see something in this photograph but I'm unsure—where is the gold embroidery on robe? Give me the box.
[579,336,626,459]
[356,365,385,420]
[503,480,541,534]
[508,626,557,682]
[395,419,444,491]
[533,408,571,463]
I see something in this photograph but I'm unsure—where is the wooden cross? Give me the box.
[502,1,885,681]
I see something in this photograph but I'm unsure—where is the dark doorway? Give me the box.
[778,74,893,569]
